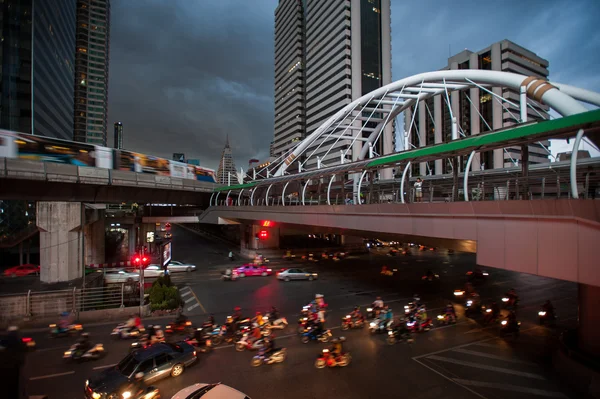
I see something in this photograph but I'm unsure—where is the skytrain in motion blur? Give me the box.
[0,130,217,183]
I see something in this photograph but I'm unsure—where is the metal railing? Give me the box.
[0,283,141,322]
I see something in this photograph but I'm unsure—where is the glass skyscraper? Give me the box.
[272,0,393,172]
[73,0,110,146]
[0,0,76,139]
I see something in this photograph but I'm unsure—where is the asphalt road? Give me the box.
[21,225,579,399]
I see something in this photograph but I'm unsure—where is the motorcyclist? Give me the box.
[125,314,139,331]
[249,325,262,344]
[228,251,234,261]
[350,306,364,322]
[491,301,500,319]
[121,372,148,399]
[329,337,345,361]
[506,311,518,330]
[542,300,555,316]
[382,306,393,329]
[413,294,422,307]
[373,296,384,309]
[224,316,236,339]
[174,309,189,326]
[253,311,265,328]
[149,325,164,344]
[202,314,215,330]
[269,306,280,320]
[233,307,243,323]
[507,288,519,304]
[58,312,71,332]
[444,302,456,323]
[425,269,435,280]
[417,307,428,331]
[77,332,93,353]
[262,334,276,358]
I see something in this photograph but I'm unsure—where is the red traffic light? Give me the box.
[259,230,269,240]
[134,257,141,264]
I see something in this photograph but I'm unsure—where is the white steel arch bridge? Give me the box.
[213,70,600,207]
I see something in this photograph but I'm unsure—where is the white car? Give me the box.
[172,382,249,399]
[136,265,165,278]
[103,269,140,284]
[167,261,197,273]
[277,268,318,282]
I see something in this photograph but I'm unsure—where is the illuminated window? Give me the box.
[480,93,492,103]
[372,7,380,13]
[78,47,87,53]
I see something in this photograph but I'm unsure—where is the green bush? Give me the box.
[148,280,181,311]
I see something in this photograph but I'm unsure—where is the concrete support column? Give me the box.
[36,202,83,283]
[84,212,105,266]
[418,101,427,176]
[248,224,280,250]
[433,95,443,175]
[469,52,481,171]
[578,284,600,357]
[491,42,504,169]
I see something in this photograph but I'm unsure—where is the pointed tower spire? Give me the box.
[216,135,237,185]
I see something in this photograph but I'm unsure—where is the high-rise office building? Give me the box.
[216,135,238,185]
[113,121,123,149]
[404,39,550,177]
[272,0,393,172]
[73,0,111,146]
[272,0,305,159]
[0,0,76,139]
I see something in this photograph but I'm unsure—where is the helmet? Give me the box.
[82,332,90,338]
[147,325,154,329]
[7,326,18,332]
[354,306,359,311]
[154,325,161,329]
[256,311,262,316]
[331,338,339,343]
[376,296,381,300]
[234,306,241,311]
[338,336,346,342]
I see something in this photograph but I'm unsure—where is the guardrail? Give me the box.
[0,283,141,323]
[0,157,217,193]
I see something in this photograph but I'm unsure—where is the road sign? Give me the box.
[146,232,155,243]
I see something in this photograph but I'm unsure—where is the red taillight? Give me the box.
[193,350,197,357]
[22,337,32,343]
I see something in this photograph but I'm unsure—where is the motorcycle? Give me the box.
[405,316,432,333]
[315,349,351,368]
[49,323,83,338]
[184,330,213,353]
[421,273,440,282]
[481,305,499,325]
[301,328,332,344]
[22,337,36,351]
[386,326,413,345]
[341,315,365,330]
[165,319,194,336]
[264,313,288,330]
[235,333,265,352]
[122,386,161,399]
[500,319,521,337]
[222,270,238,281]
[538,309,557,325]
[111,324,145,340]
[436,312,456,326]
[453,289,466,298]
[251,348,287,367]
[464,299,482,318]
[63,342,105,362]
[366,307,382,319]
[466,269,489,282]
[369,318,391,334]
[501,294,519,310]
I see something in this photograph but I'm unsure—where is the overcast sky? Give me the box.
[107,0,600,170]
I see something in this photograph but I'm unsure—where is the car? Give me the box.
[235,264,272,277]
[277,268,318,282]
[136,265,165,278]
[103,269,140,284]
[172,383,250,399]
[86,342,197,399]
[3,264,40,277]
[167,261,197,273]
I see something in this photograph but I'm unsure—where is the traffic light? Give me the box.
[142,255,150,267]
[258,230,269,240]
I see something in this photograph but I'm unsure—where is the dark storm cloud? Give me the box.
[109,0,600,168]
[108,0,278,169]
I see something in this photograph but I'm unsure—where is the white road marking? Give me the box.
[452,348,538,365]
[93,363,117,370]
[453,379,569,398]
[187,303,200,311]
[425,355,546,380]
[180,290,192,298]
[29,371,75,381]
[184,297,195,303]
[413,358,489,399]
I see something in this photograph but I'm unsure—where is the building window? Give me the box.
[479,51,492,70]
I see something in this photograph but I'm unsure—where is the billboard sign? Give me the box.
[161,241,172,267]
[146,232,155,243]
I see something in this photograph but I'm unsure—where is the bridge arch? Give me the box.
[274,70,600,177]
